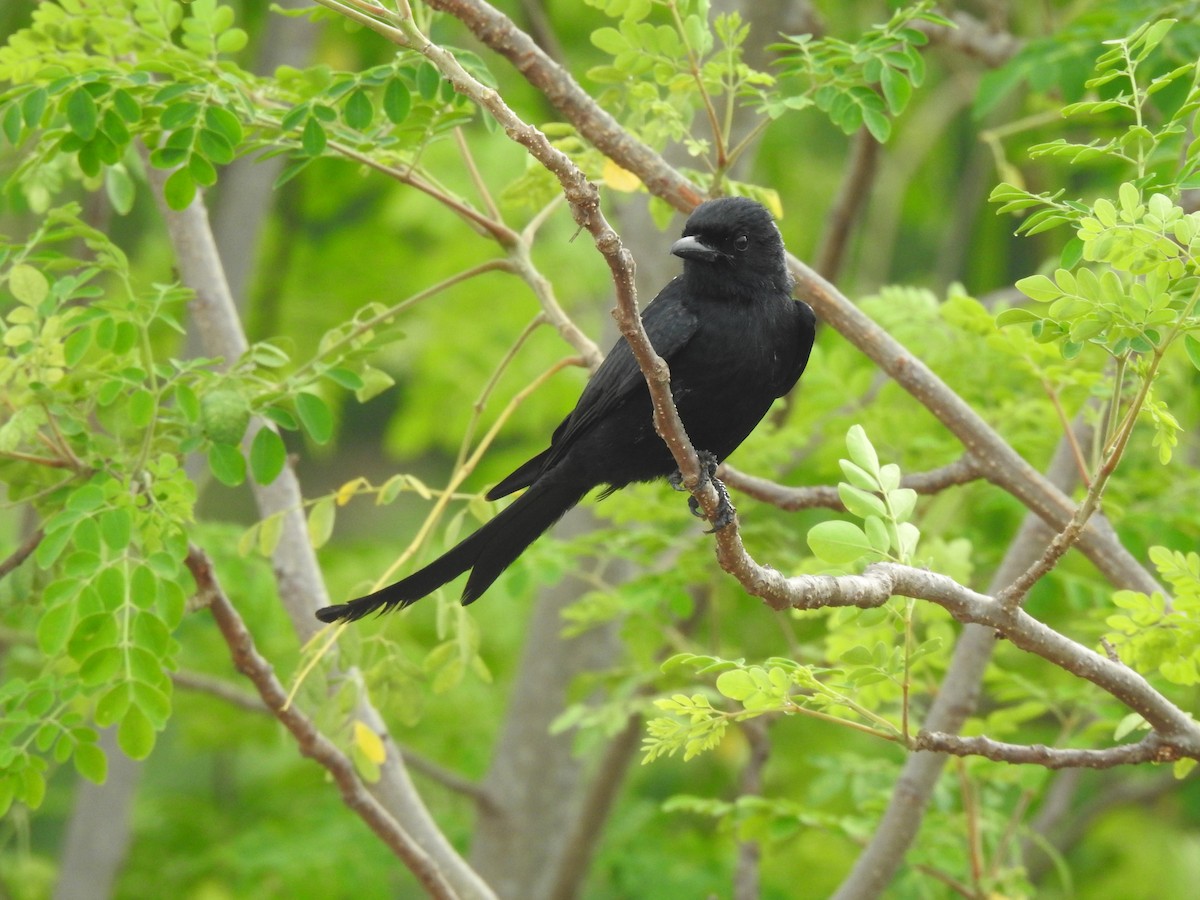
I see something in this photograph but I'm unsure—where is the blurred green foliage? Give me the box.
[1,1,1199,898]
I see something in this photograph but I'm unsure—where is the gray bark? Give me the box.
[53,729,140,900]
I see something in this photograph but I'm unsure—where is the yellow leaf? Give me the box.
[602,158,641,193]
[335,477,368,506]
[353,720,387,765]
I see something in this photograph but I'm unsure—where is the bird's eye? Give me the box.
[734,234,749,251]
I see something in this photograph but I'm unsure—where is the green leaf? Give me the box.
[95,684,131,728]
[160,101,199,131]
[344,88,374,130]
[307,497,336,549]
[879,66,912,115]
[591,26,627,55]
[715,669,756,701]
[216,27,248,54]
[383,77,412,124]
[94,565,127,610]
[99,509,132,551]
[258,512,284,556]
[8,264,49,305]
[162,167,196,210]
[860,103,891,143]
[838,460,878,492]
[1060,237,1084,269]
[296,392,334,444]
[205,105,244,145]
[68,612,119,662]
[118,705,156,760]
[838,483,887,519]
[208,443,246,486]
[2,103,21,144]
[807,520,874,565]
[1184,335,1200,372]
[37,602,75,655]
[105,164,136,215]
[888,488,918,522]
[355,366,395,402]
[19,768,46,810]
[415,62,441,100]
[66,88,98,140]
[248,427,286,485]
[844,425,880,477]
[35,526,74,568]
[262,405,299,430]
[301,117,326,156]
[79,647,122,686]
[1016,274,1061,302]
[324,367,364,390]
[22,87,47,128]
[188,153,217,186]
[128,389,155,428]
[198,128,234,165]
[73,741,107,784]
[130,564,159,611]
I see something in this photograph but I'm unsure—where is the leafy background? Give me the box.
[2,0,1200,898]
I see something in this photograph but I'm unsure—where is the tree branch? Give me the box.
[185,546,461,900]
[814,128,880,281]
[713,558,1200,757]
[0,527,42,580]
[720,456,982,512]
[170,667,493,808]
[917,11,1023,68]
[914,732,1179,770]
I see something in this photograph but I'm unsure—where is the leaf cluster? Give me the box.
[1108,547,1200,687]
[0,0,487,212]
[770,2,949,142]
[806,426,920,567]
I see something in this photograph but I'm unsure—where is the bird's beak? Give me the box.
[670,234,724,262]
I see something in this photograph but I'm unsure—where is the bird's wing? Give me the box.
[770,300,817,397]
[487,281,699,499]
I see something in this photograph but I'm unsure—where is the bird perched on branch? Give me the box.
[317,196,816,623]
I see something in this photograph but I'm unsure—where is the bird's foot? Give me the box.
[698,478,736,533]
[670,451,736,532]
[669,450,720,491]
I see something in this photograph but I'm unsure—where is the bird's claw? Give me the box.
[700,479,737,533]
[672,451,735,532]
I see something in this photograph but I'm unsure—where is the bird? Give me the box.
[316,196,816,623]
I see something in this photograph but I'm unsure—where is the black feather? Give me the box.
[316,197,815,622]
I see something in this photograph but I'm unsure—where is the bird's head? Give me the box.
[670,196,793,299]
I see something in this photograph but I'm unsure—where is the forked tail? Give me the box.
[316,473,587,622]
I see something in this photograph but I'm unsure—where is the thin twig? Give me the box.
[814,128,880,281]
[719,456,982,512]
[454,127,502,222]
[171,668,267,713]
[915,731,1181,769]
[370,356,581,589]
[0,528,43,580]
[400,747,499,814]
[954,759,985,895]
